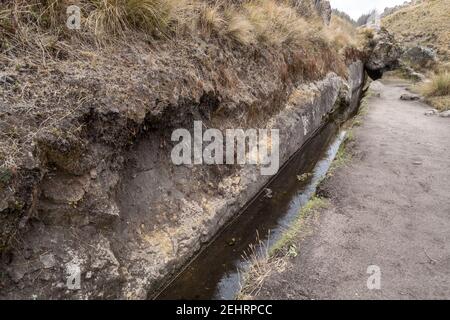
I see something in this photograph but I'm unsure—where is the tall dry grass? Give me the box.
[86,0,175,37]
[243,0,311,46]
[197,1,224,36]
[420,72,450,97]
[0,0,356,80]
[224,8,255,44]
[324,14,357,51]
[0,0,355,47]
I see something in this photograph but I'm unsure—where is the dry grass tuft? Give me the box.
[357,27,375,48]
[417,72,450,112]
[86,0,175,38]
[243,0,310,46]
[419,72,450,97]
[224,9,255,45]
[197,2,224,36]
[237,196,327,298]
[238,233,287,298]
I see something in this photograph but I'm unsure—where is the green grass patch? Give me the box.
[327,130,353,176]
[270,196,328,256]
[0,167,13,185]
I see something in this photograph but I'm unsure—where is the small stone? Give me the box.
[227,238,236,246]
[400,94,420,101]
[85,271,93,279]
[297,172,312,182]
[90,169,98,179]
[439,110,450,118]
[424,109,438,116]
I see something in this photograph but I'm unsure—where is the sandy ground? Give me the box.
[255,79,450,300]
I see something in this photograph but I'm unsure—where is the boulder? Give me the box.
[364,27,402,80]
[403,46,437,68]
[424,109,438,116]
[400,94,420,101]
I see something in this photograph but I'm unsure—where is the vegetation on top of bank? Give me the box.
[418,72,450,112]
[238,195,327,299]
[0,0,361,52]
[0,1,362,172]
[0,1,362,256]
[382,0,450,63]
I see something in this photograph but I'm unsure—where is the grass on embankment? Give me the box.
[0,1,361,170]
[0,0,360,50]
[417,72,450,112]
[237,196,328,299]
[382,0,450,63]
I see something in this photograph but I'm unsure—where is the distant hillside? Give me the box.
[382,0,450,62]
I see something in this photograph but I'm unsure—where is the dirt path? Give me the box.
[254,79,450,300]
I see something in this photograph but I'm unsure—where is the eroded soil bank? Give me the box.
[0,52,365,298]
[249,79,450,299]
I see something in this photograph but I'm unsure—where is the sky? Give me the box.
[329,0,411,20]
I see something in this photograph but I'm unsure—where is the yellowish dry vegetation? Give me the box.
[420,72,450,97]
[0,0,359,49]
[418,72,450,111]
[325,14,358,51]
[382,0,450,62]
[0,0,359,172]
[197,2,224,36]
[382,1,449,111]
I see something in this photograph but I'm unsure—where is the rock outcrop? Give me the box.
[364,27,402,80]
[402,46,437,68]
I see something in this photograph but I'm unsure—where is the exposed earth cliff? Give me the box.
[0,0,397,299]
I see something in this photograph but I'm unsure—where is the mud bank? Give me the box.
[0,51,365,298]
